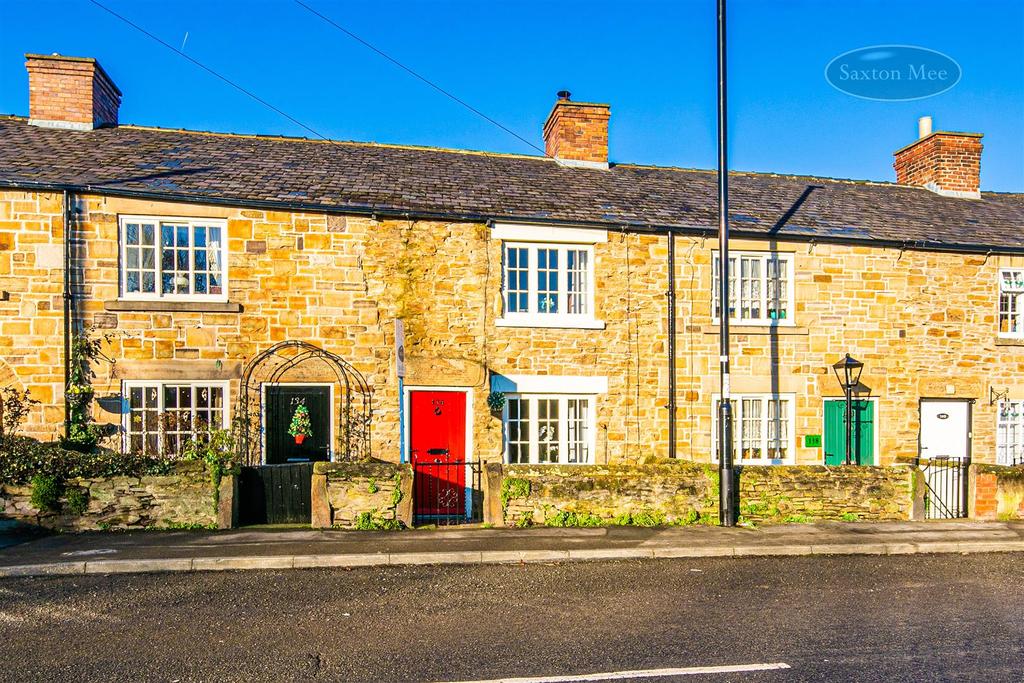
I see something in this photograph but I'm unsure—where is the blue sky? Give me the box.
[1,0,1022,191]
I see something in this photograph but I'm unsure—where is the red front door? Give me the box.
[410,391,466,519]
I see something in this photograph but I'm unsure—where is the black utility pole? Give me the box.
[716,0,737,526]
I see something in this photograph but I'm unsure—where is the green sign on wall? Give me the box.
[804,434,822,448]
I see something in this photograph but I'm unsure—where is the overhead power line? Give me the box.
[88,0,332,142]
[293,0,547,156]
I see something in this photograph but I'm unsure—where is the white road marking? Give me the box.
[61,549,117,557]
[440,662,791,683]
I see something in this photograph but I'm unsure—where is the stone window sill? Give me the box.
[496,316,606,330]
[995,337,1024,347]
[104,300,243,313]
[701,324,808,336]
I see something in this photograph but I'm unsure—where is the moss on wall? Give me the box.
[499,461,915,527]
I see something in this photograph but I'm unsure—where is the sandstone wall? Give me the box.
[312,460,413,529]
[1,189,1023,467]
[737,464,920,523]
[0,460,221,531]
[495,462,920,527]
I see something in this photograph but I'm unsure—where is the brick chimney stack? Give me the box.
[25,53,122,131]
[542,91,611,169]
[893,116,983,199]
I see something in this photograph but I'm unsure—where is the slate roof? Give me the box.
[1,115,1021,252]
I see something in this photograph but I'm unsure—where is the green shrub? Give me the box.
[544,510,605,528]
[30,474,62,511]
[630,509,666,527]
[0,436,174,485]
[353,510,401,531]
[64,487,89,515]
[501,478,531,509]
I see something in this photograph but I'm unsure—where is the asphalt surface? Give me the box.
[2,553,1022,682]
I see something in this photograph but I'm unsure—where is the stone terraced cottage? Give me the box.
[1,53,1024,524]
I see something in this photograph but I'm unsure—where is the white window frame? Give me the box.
[711,393,796,465]
[122,380,230,456]
[712,251,794,326]
[997,399,1024,465]
[493,223,605,330]
[119,215,228,302]
[502,393,597,465]
[998,268,1024,339]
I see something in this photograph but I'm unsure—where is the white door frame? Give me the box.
[821,396,880,465]
[261,382,336,465]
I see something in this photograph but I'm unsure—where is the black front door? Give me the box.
[265,385,332,464]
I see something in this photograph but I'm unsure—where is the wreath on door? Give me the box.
[288,403,313,444]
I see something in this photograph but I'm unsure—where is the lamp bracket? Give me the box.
[990,386,1009,406]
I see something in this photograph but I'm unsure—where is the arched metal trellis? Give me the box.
[237,341,372,465]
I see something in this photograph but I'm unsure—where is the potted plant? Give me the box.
[288,404,312,445]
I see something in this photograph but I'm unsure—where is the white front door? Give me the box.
[920,400,971,459]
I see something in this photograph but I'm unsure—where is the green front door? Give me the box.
[824,399,874,465]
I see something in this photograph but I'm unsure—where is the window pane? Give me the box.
[567,249,588,315]
[537,398,559,463]
[768,399,789,460]
[537,248,559,314]
[768,258,788,320]
[506,397,530,464]
[740,398,762,460]
[567,398,590,464]
[505,247,529,314]
[998,400,1024,466]
[999,271,1024,336]
[126,223,139,245]
[141,224,155,246]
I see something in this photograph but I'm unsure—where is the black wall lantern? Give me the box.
[832,354,864,465]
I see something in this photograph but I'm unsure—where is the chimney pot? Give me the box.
[25,53,121,131]
[557,90,572,100]
[918,116,933,139]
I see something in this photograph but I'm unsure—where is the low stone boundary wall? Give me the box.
[312,460,413,529]
[0,461,231,531]
[738,465,921,523]
[971,464,1024,521]
[487,461,922,527]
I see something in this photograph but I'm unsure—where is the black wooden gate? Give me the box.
[239,463,313,525]
[917,456,970,519]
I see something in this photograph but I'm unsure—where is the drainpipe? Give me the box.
[62,189,72,440]
[667,231,676,459]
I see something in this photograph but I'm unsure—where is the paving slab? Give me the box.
[1,520,1022,578]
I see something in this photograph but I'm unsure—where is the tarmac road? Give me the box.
[1,553,1022,682]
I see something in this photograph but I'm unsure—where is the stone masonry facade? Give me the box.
[1,188,1023,467]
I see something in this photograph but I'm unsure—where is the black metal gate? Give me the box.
[412,460,482,526]
[917,456,970,519]
[239,463,313,525]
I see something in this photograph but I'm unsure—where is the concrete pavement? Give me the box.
[3,519,1024,577]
